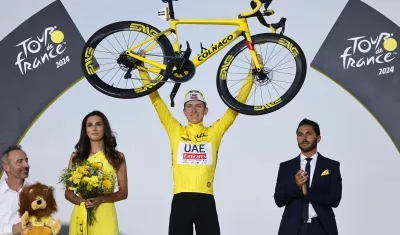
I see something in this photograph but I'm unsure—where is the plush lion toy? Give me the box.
[18,182,61,235]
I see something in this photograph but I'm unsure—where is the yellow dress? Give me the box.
[68,151,119,235]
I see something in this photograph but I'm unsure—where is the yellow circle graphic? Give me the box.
[50,30,64,44]
[383,37,397,52]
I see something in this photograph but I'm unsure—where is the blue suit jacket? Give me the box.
[274,153,342,235]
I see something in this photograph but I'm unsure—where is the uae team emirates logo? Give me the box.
[183,144,206,161]
[178,143,212,165]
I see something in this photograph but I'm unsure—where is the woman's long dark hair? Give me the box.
[72,110,124,170]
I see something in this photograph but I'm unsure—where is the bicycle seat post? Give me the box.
[166,0,176,19]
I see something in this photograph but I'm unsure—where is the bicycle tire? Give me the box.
[81,21,175,99]
[216,33,307,116]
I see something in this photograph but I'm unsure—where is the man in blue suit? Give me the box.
[274,118,342,235]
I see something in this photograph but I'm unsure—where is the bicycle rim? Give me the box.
[81,21,175,99]
[216,33,307,115]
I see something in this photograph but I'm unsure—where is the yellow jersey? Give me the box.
[140,71,253,195]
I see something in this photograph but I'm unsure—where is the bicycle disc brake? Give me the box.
[165,41,196,83]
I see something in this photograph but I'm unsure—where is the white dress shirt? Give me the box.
[0,179,29,235]
[300,152,318,221]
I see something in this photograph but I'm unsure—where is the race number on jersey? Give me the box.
[177,142,212,165]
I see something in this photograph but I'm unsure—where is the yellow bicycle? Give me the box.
[82,0,307,115]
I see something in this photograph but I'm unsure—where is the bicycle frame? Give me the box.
[125,18,262,72]
[173,19,260,67]
[125,0,271,73]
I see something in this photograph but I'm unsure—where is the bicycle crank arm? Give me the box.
[169,41,191,106]
[170,83,182,107]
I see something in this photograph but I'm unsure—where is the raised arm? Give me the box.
[138,65,181,132]
[210,54,261,135]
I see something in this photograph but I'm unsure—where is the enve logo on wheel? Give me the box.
[14,26,70,75]
[339,32,397,75]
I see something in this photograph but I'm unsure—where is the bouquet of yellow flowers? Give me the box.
[58,159,115,225]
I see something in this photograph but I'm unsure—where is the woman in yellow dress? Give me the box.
[65,110,128,235]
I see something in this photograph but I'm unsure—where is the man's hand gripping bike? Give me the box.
[81,0,307,115]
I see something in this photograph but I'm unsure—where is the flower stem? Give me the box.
[87,207,96,226]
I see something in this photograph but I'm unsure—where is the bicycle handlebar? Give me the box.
[239,0,263,17]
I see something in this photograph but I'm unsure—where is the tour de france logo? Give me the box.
[340,32,397,76]
[14,26,70,76]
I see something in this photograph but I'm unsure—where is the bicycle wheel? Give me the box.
[81,21,175,99]
[216,33,307,115]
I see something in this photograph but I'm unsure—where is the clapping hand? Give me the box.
[295,169,308,189]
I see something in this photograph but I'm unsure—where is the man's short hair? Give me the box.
[1,144,23,169]
[296,118,321,136]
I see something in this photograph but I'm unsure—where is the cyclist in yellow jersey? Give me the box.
[138,52,261,235]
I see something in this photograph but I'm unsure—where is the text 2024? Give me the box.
[56,56,70,68]
[378,66,394,75]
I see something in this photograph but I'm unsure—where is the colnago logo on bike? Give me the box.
[197,34,234,61]
[15,26,69,75]
[340,32,397,75]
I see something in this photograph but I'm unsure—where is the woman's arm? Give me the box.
[64,152,85,205]
[86,152,128,207]
[102,152,128,202]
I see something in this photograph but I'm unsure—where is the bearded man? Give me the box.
[273,118,343,235]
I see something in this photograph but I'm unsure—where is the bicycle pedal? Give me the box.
[263,9,274,16]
